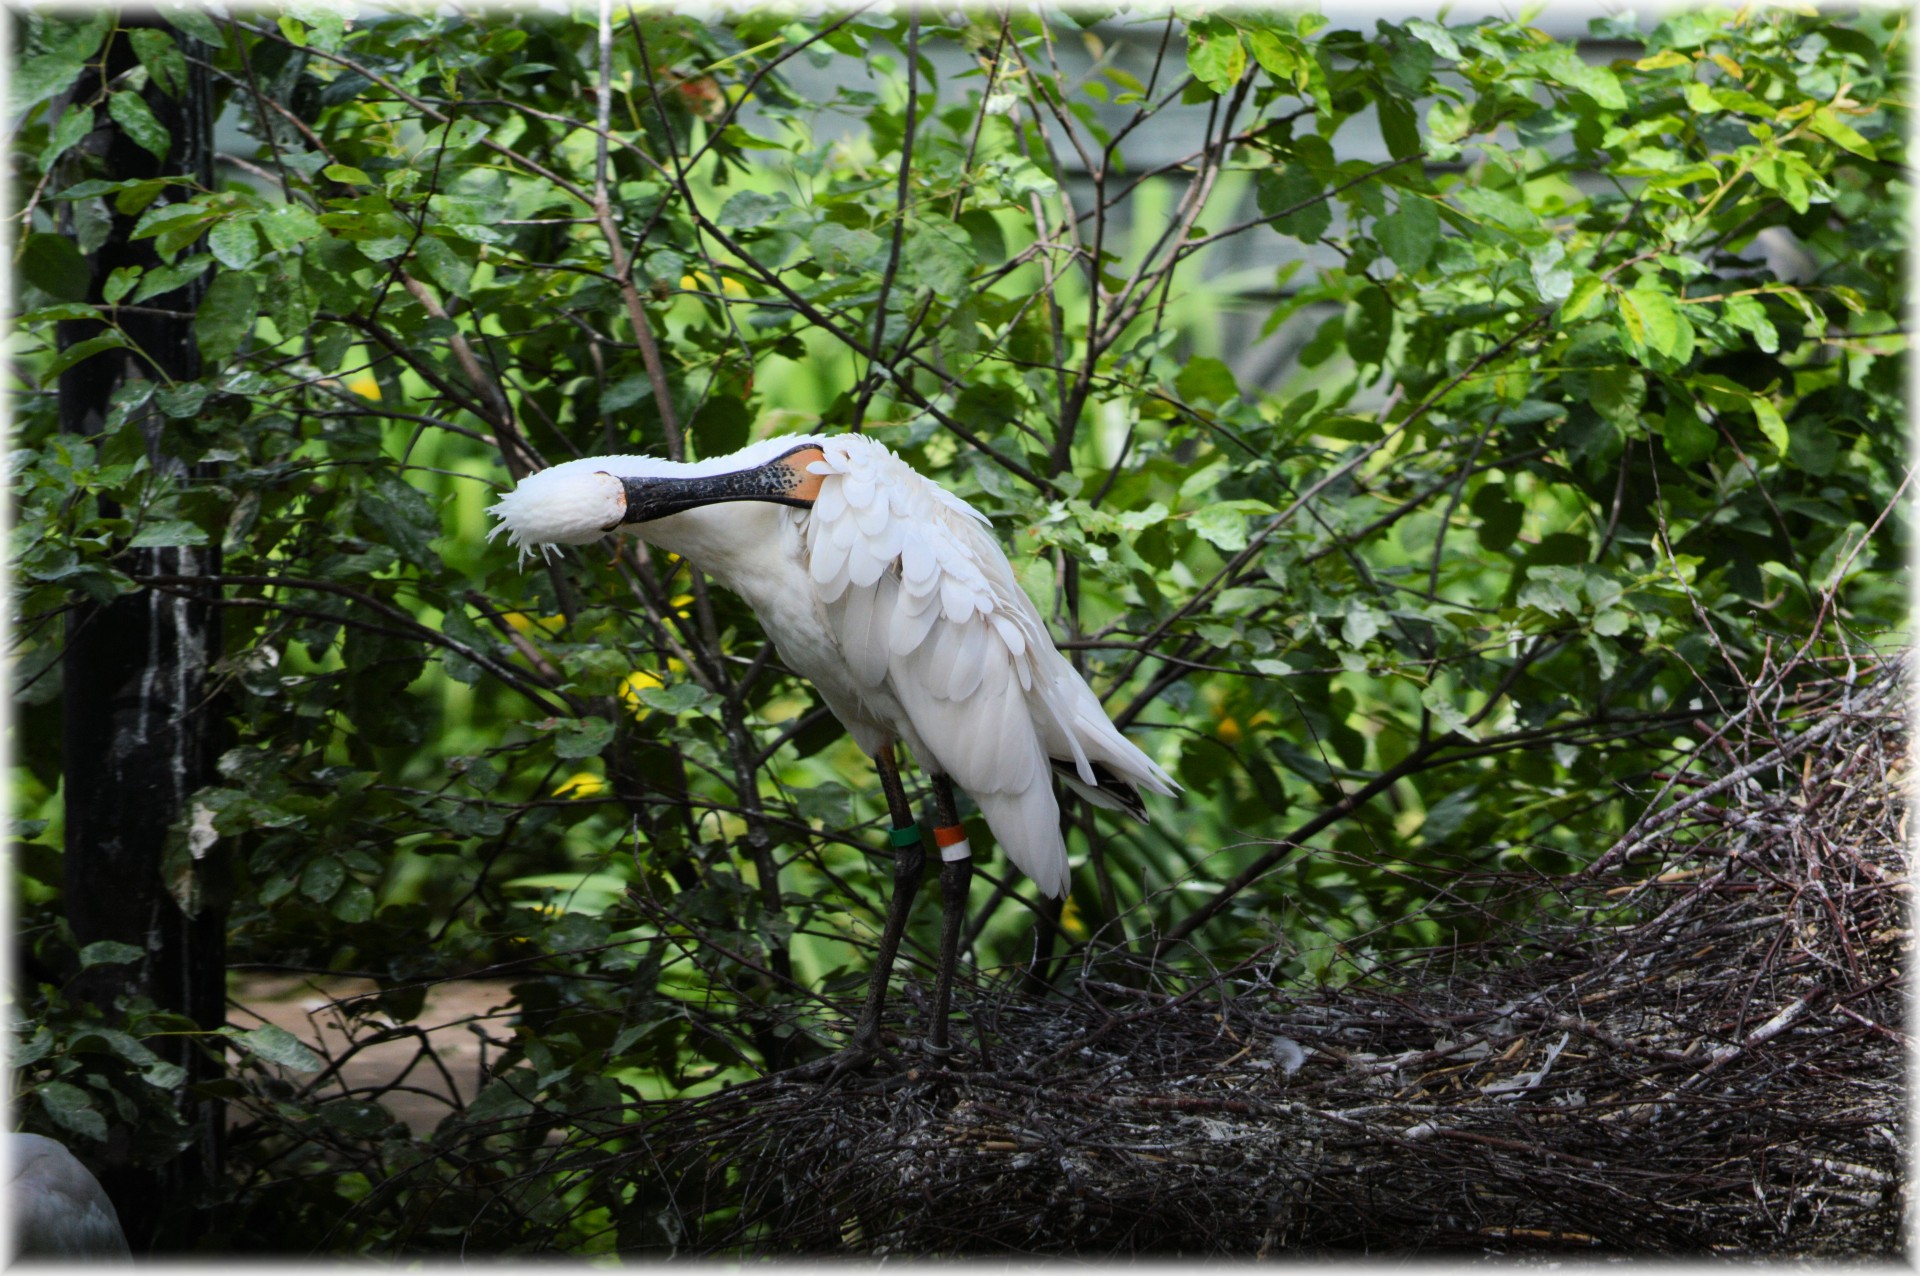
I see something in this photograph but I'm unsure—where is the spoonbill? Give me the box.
[489,434,1175,1068]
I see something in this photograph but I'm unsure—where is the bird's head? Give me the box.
[488,438,827,564]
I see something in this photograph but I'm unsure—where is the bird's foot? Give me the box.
[793,1035,897,1084]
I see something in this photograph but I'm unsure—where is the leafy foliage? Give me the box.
[9,5,1905,1255]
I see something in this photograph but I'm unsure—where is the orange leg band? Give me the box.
[932,823,971,862]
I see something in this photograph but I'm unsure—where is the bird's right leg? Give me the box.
[820,741,924,1076]
[924,775,972,1060]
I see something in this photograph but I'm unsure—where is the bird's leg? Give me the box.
[836,741,925,1067]
[924,775,973,1059]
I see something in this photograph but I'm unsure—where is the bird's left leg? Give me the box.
[821,741,924,1075]
[924,775,973,1060]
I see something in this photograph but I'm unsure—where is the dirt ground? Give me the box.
[228,973,515,1136]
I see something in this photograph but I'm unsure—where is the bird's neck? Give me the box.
[631,502,797,595]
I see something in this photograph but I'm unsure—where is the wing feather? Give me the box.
[804,436,1176,899]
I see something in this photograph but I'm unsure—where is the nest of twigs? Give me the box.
[604,659,1908,1256]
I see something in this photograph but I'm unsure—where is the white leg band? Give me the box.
[940,838,972,863]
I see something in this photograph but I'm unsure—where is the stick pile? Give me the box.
[613,661,1906,1255]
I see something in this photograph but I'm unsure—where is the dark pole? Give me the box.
[57,10,227,1253]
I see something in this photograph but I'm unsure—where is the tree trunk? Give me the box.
[57,11,226,1253]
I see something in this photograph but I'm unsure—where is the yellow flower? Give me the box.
[554,772,606,799]
[503,611,566,636]
[619,669,663,719]
[1059,894,1087,940]
[678,271,747,296]
[1216,708,1275,746]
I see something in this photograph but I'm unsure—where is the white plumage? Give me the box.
[490,433,1175,900]
[6,1133,130,1262]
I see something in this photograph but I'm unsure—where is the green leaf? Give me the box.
[36,1081,107,1141]
[22,303,99,323]
[902,219,973,295]
[257,203,324,250]
[809,223,882,274]
[1808,107,1875,159]
[1256,164,1331,242]
[555,716,617,759]
[301,856,344,902]
[79,940,146,968]
[1470,483,1523,552]
[132,254,212,304]
[987,156,1058,202]
[129,28,189,98]
[1346,284,1394,365]
[601,375,651,413]
[1531,43,1626,109]
[332,881,376,923]
[130,519,209,549]
[1660,398,1716,466]
[716,189,790,229]
[1188,499,1275,553]
[40,104,94,169]
[1375,94,1421,161]
[1592,609,1631,637]
[414,236,474,296]
[1454,185,1534,231]
[1560,275,1606,324]
[156,383,211,418]
[319,1099,390,1136]
[1618,285,1694,365]
[1590,367,1645,426]
[1175,356,1238,406]
[103,266,140,304]
[160,5,227,48]
[107,91,171,161]
[1244,28,1297,79]
[232,1024,324,1072]
[323,163,372,185]
[634,683,721,715]
[1342,604,1381,646]
[1722,294,1779,353]
[1314,414,1383,443]
[1186,18,1247,95]
[208,216,261,270]
[130,199,208,244]
[20,233,90,302]
[1528,240,1573,303]
[44,332,128,380]
[195,269,258,363]
[1378,196,1439,273]
[1419,681,1478,740]
[1405,18,1461,61]
[1751,395,1788,455]
[12,56,89,110]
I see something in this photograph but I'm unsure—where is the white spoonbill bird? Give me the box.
[6,1133,131,1261]
[489,433,1175,1066]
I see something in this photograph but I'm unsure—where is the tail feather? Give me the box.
[969,782,1071,899]
[1051,758,1149,822]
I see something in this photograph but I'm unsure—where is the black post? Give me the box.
[56,11,226,1253]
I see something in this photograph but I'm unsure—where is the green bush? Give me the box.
[9,6,1904,1254]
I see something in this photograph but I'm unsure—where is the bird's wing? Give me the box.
[804,438,1172,896]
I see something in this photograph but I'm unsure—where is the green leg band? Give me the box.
[888,824,923,848]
